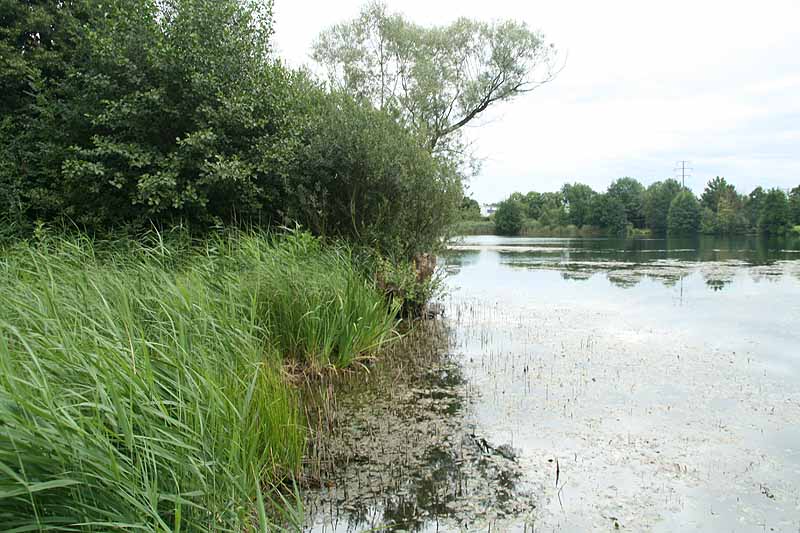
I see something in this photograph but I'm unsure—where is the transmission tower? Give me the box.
[674,161,693,188]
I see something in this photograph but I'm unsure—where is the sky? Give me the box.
[272,0,800,204]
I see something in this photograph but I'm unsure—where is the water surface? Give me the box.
[305,235,800,532]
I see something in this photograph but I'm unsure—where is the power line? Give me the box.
[673,160,693,188]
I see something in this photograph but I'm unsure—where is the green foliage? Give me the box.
[744,187,766,230]
[460,197,482,220]
[520,219,603,237]
[667,191,701,234]
[313,1,557,153]
[0,0,94,223]
[643,179,683,232]
[485,179,794,237]
[3,0,291,228]
[250,234,400,367]
[0,0,461,259]
[494,199,525,235]
[523,192,544,219]
[695,177,747,234]
[789,186,800,226]
[288,92,463,257]
[758,188,790,235]
[700,207,716,234]
[589,193,628,234]
[539,204,569,228]
[517,190,562,220]
[607,177,645,228]
[372,254,442,317]
[701,176,736,213]
[452,218,496,235]
[714,191,748,234]
[0,232,325,531]
[561,183,596,227]
[0,231,400,530]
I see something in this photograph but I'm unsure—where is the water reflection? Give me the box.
[443,234,800,292]
[306,236,800,532]
[450,234,800,266]
[443,235,800,531]
[446,249,481,268]
[560,270,592,282]
[702,270,734,291]
[607,273,642,289]
[501,258,796,293]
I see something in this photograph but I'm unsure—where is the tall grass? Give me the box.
[451,219,495,235]
[241,233,400,367]
[0,231,398,531]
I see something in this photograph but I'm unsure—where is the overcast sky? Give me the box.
[273,0,800,203]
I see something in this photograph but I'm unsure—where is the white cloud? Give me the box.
[273,0,800,201]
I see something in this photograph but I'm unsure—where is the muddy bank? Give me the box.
[301,322,540,532]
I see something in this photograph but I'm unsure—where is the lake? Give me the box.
[304,235,800,532]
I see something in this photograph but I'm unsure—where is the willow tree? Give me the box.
[312,2,558,154]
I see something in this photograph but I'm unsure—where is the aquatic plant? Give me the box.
[0,231,398,530]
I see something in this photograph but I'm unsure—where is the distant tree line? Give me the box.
[477,177,800,236]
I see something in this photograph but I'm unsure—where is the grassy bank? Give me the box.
[0,231,398,531]
[452,219,496,235]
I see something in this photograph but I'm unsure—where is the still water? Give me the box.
[305,235,800,532]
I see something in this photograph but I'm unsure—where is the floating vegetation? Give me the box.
[302,322,539,532]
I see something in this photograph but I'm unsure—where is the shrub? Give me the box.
[668,191,701,234]
[371,253,443,317]
[1,2,463,259]
[288,92,463,258]
[588,194,628,235]
[494,200,525,235]
[643,179,683,232]
[758,188,790,235]
[2,0,306,230]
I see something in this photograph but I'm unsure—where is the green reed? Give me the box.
[0,230,398,531]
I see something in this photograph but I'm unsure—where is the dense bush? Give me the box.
[287,92,462,257]
[790,186,800,226]
[607,177,645,228]
[2,0,291,227]
[668,191,701,234]
[460,197,483,220]
[494,199,525,235]
[589,194,628,234]
[758,188,790,235]
[643,179,683,232]
[0,0,462,257]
